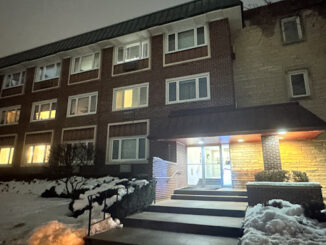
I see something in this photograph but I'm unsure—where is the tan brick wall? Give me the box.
[230,142,264,188]
[233,9,326,122]
[280,140,326,198]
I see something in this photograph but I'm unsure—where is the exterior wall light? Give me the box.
[278,129,287,135]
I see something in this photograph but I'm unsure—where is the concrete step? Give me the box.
[122,211,244,238]
[85,227,240,245]
[171,194,248,202]
[174,189,247,197]
[147,204,246,217]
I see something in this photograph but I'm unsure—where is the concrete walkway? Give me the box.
[86,188,248,245]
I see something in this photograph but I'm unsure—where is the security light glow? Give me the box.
[278,129,287,135]
[198,140,204,144]
[238,139,244,143]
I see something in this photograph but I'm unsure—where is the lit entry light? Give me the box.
[278,129,287,135]
[198,140,204,144]
[238,139,244,143]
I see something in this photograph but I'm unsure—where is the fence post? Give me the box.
[87,195,93,236]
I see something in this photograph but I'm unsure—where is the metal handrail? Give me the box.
[154,170,182,179]
[86,179,156,236]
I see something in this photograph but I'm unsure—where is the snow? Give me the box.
[0,176,151,244]
[247,182,321,187]
[241,199,326,245]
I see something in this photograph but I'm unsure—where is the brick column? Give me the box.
[261,135,282,170]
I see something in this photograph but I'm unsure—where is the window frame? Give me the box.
[0,105,21,126]
[281,16,303,44]
[166,25,207,53]
[71,52,101,74]
[115,40,149,64]
[2,71,26,89]
[35,62,61,82]
[24,144,51,164]
[30,99,57,122]
[109,136,147,162]
[166,72,210,105]
[0,146,14,165]
[67,91,98,117]
[288,69,310,98]
[112,82,149,111]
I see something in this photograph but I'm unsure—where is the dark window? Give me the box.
[282,17,302,44]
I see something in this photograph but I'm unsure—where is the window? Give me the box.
[72,52,100,73]
[110,137,146,161]
[65,141,94,164]
[3,71,25,89]
[37,63,61,81]
[25,144,51,164]
[0,106,20,125]
[288,70,310,98]
[167,26,206,52]
[166,73,210,104]
[67,92,98,117]
[0,147,14,164]
[281,16,303,44]
[113,83,148,111]
[31,100,57,121]
[116,40,149,64]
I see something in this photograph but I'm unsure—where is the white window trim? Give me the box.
[24,144,51,164]
[166,72,210,105]
[115,40,149,64]
[112,82,149,111]
[35,62,61,82]
[2,71,26,90]
[281,16,303,44]
[67,91,98,117]
[166,25,208,54]
[109,135,147,162]
[30,99,57,122]
[0,105,21,126]
[288,69,310,98]
[71,52,101,74]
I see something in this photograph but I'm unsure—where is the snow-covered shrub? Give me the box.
[302,201,326,222]
[242,199,326,245]
[69,178,152,218]
[255,170,290,182]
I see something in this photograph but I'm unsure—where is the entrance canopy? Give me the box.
[149,102,326,141]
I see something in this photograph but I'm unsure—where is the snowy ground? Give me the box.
[0,177,147,245]
[241,200,326,245]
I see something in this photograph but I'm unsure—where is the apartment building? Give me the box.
[0,0,325,197]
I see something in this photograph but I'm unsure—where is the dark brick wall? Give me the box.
[261,135,282,170]
[0,18,234,178]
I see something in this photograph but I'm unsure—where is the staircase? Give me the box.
[85,188,248,245]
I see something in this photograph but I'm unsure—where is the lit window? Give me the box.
[25,144,51,164]
[67,92,98,117]
[116,41,149,64]
[0,147,14,164]
[166,73,210,104]
[37,63,61,81]
[281,16,303,44]
[72,52,100,73]
[31,99,57,121]
[0,106,20,125]
[113,83,148,111]
[167,26,206,52]
[110,137,146,161]
[3,71,25,89]
[288,70,310,98]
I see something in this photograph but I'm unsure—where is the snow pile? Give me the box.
[28,220,86,245]
[242,200,326,245]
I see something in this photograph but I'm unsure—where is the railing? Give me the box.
[86,179,157,236]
